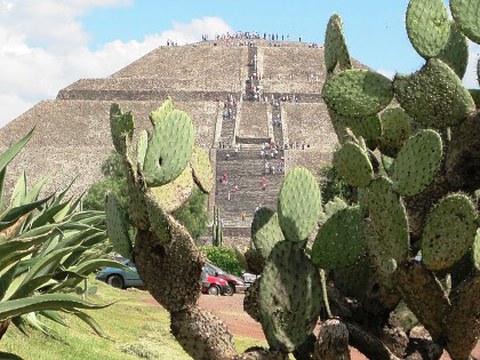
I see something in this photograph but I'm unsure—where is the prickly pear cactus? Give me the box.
[311,206,365,270]
[277,168,321,243]
[105,193,132,259]
[320,2,480,358]
[143,109,195,187]
[323,69,393,117]
[324,13,352,73]
[106,100,242,360]
[391,129,443,196]
[251,207,285,260]
[258,241,322,352]
[406,0,450,59]
[421,193,477,271]
[333,141,373,188]
[393,58,476,128]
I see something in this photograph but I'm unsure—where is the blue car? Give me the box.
[96,259,144,289]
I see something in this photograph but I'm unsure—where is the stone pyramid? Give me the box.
[0,38,338,244]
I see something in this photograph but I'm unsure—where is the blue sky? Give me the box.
[0,0,477,127]
[81,0,422,74]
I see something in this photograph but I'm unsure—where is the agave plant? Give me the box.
[0,129,125,340]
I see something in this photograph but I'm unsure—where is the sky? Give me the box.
[0,0,478,127]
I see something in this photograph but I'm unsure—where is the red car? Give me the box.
[200,269,230,296]
[203,262,248,295]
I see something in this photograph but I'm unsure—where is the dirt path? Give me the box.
[144,293,480,359]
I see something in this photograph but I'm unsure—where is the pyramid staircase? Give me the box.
[213,45,287,242]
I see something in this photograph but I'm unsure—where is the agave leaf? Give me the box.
[0,264,19,301]
[73,311,107,337]
[0,293,110,322]
[51,177,77,207]
[9,172,27,208]
[10,275,56,300]
[39,309,67,327]
[31,201,73,229]
[0,168,6,213]
[24,177,48,204]
[71,259,128,276]
[19,246,81,290]
[0,128,34,174]
[67,210,106,225]
[0,195,54,232]
[0,250,34,277]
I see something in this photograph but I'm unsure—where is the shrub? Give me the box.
[199,246,243,276]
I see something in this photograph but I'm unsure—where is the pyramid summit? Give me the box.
[0,38,339,243]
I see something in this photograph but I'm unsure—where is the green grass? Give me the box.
[0,279,262,360]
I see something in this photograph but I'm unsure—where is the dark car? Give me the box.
[96,259,144,289]
[203,262,248,295]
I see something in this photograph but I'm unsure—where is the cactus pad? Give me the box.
[450,0,480,43]
[333,141,373,188]
[472,229,480,271]
[311,206,366,270]
[333,255,374,301]
[278,168,321,243]
[438,22,469,79]
[391,129,443,197]
[338,114,382,150]
[148,166,194,213]
[319,196,348,225]
[324,14,352,73]
[110,103,135,156]
[366,224,399,289]
[379,108,413,157]
[149,97,175,126]
[105,193,132,259]
[258,241,322,352]
[366,177,409,263]
[393,58,475,128]
[143,109,195,187]
[251,207,285,260]
[136,129,148,171]
[190,146,213,194]
[406,0,450,59]
[323,69,393,117]
[422,193,477,271]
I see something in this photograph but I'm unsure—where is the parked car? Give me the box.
[97,259,232,296]
[242,272,260,287]
[200,269,230,296]
[203,262,248,295]
[96,259,144,289]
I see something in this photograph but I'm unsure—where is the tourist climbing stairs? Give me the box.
[214,148,285,229]
[218,98,237,148]
[271,100,284,147]
[245,46,259,100]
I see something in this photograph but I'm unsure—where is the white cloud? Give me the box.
[0,0,233,128]
[377,69,395,80]
[463,41,480,89]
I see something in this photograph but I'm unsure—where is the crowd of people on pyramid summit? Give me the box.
[200,31,323,48]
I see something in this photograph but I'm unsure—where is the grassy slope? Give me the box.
[0,279,260,360]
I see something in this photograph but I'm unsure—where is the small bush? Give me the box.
[199,246,243,276]
[119,339,160,359]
